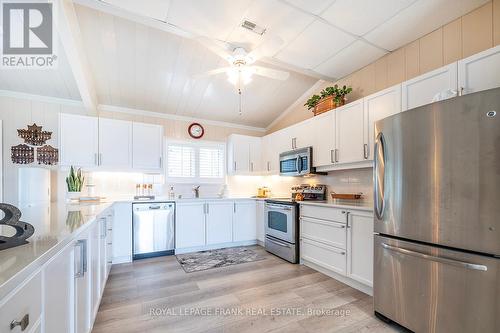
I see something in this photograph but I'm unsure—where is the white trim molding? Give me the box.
[0,89,84,107]
[98,104,267,133]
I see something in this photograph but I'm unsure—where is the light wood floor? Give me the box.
[93,246,405,333]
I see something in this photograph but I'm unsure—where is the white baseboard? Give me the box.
[301,259,373,296]
[112,255,132,264]
[175,240,258,254]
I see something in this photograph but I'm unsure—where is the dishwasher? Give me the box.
[132,202,175,260]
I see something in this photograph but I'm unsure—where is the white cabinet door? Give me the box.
[363,84,402,160]
[99,118,132,169]
[458,45,500,95]
[227,134,250,174]
[263,129,289,173]
[98,216,107,295]
[176,202,206,248]
[74,230,91,333]
[233,201,257,242]
[44,242,74,333]
[59,113,98,167]
[206,201,233,244]
[312,111,335,167]
[335,100,364,164]
[293,120,315,149]
[248,136,262,173]
[89,221,100,321]
[402,62,458,111]
[256,201,265,242]
[132,122,163,170]
[112,202,132,264]
[261,134,273,173]
[347,211,374,287]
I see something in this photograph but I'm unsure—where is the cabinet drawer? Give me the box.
[301,238,347,275]
[0,272,42,333]
[300,205,346,223]
[301,216,346,249]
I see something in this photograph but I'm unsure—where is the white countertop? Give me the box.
[0,201,111,299]
[299,199,373,212]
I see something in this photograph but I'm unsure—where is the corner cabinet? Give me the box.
[59,113,99,167]
[59,113,163,172]
[132,122,163,171]
[458,45,500,95]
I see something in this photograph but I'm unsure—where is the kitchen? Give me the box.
[0,1,499,332]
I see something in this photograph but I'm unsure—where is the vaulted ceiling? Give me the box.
[0,0,489,129]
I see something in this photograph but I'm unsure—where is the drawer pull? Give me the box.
[10,314,29,331]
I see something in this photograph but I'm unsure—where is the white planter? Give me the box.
[66,191,81,202]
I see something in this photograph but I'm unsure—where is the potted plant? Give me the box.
[66,166,84,201]
[306,84,353,116]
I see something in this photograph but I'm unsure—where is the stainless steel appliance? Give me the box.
[132,202,175,260]
[265,185,327,263]
[279,147,325,176]
[373,88,500,332]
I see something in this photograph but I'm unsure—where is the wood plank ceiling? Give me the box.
[0,0,490,128]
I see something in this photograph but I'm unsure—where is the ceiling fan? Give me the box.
[195,36,290,116]
[195,36,290,85]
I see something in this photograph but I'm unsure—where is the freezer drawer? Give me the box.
[374,235,500,333]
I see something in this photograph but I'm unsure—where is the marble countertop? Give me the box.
[299,199,374,212]
[0,201,111,299]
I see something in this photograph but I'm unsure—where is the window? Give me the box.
[166,140,225,183]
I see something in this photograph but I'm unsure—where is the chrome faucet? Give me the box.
[193,185,200,198]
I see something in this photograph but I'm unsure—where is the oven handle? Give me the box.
[266,237,292,248]
[265,204,292,211]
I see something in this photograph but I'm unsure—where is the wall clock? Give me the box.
[188,123,204,139]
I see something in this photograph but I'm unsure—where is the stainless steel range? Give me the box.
[264,184,326,263]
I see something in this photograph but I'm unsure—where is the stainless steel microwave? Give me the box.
[279,146,323,176]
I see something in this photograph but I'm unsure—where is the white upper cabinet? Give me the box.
[335,100,365,164]
[402,62,458,111]
[132,122,163,171]
[59,113,98,167]
[290,120,315,150]
[312,111,335,167]
[227,134,262,175]
[98,118,132,169]
[363,84,402,160]
[206,201,233,245]
[458,45,500,95]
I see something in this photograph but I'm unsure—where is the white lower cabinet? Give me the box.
[256,201,265,243]
[300,204,373,294]
[44,242,75,333]
[0,272,42,333]
[206,201,233,245]
[112,202,132,264]
[347,211,374,287]
[233,201,257,242]
[176,202,206,248]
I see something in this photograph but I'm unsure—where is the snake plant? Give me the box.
[66,166,84,192]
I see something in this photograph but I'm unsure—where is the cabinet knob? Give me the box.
[10,314,29,331]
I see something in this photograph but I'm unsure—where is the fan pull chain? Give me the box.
[238,71,242,116]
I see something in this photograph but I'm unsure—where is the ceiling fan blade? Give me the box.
[251,65,290,81]
[196,37,233,63]
[193,67,232,79]
[247,36,284,63]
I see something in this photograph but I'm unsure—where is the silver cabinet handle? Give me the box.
[233,202,236,213]
[363,144,368,159]
[335,149,339,162]
[459,86,464,96]
[94,153,98,166]
[149,205,161,210]
[10,314,29,331]
[101,218,107,239]
[265,204,291,210]
[374,132,386,220]
[381,243,488,271]
[75,239,87,278]
[159,156,162,168]
[233,161,237,171]
[250,162,254,172]
[330,149,334,163]
[267,161,270,171]
[206,203,209,214]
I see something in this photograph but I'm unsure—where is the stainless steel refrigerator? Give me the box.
[373,87,500,332]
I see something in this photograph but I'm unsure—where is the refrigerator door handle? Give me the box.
[374,132,386,220]
[381,243,488,271]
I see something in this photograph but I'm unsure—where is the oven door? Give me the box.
[265,203,295,243]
